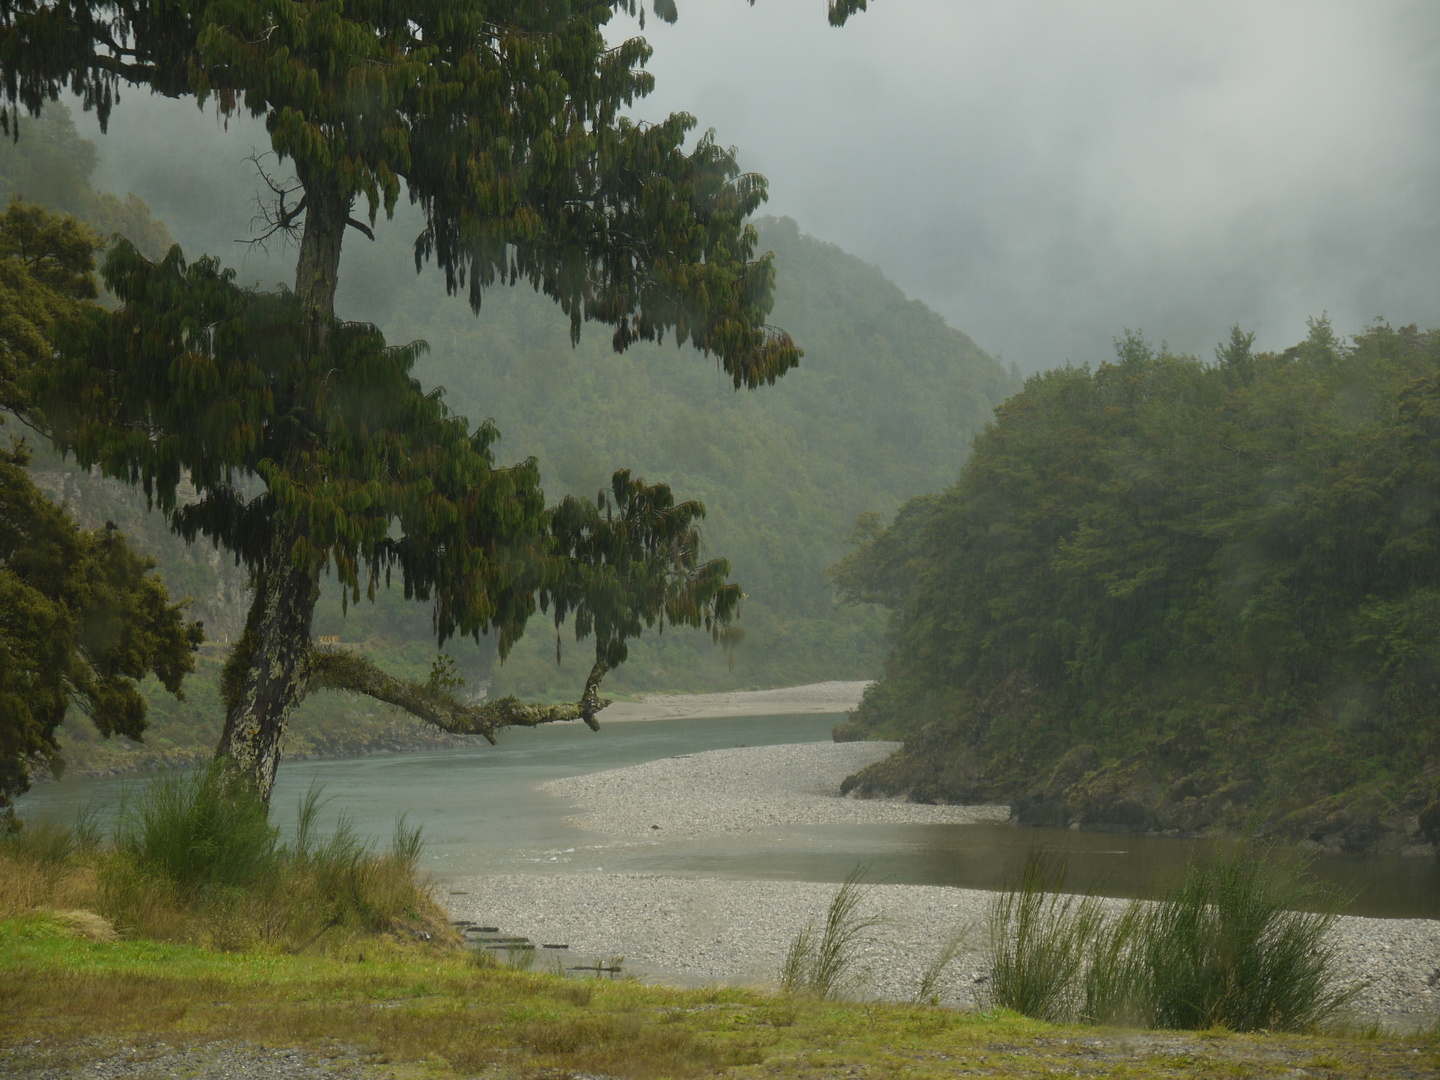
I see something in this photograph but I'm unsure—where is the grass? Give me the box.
[778,864,882,1000]
[986,842,1362,1032]
[3,784,1430,1077]
[2,911,1436,1079]
[986,852,1107,1023]
[1,769,444,953]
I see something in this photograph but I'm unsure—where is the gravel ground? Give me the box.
[0,1039,392,1079]
[542,741,1011,837]
[448,871,1440,1025]
[447,741,1440,1027]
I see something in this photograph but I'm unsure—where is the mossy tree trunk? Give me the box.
[213,178,344,804]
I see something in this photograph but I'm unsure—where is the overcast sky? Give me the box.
[616,0,1440,371]
[78,0,1440,373]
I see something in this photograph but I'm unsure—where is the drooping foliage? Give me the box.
[0,0,802,383]
[0,0,855,801]
[836,320,1440,843]
[0,199,200,816]
[38,237,739,696]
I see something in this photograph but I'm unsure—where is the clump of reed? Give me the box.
[780,865,882,1001]
[2,766,445,953]
[985,843,1359,1032]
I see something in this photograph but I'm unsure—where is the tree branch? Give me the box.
[304,648,611,743]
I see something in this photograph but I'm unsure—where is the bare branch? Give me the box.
[345,216,375,241]
[238,152,306,254]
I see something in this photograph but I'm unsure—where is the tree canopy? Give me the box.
[835,321,1440,847]
[0,198,200,818]
[0,1,864,802]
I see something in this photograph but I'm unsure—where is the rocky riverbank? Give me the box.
[447,871,1440,1025]
[449,741,1440,1027]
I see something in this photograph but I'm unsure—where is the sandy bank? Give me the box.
[594,680,871,722]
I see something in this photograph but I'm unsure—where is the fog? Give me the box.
[74,0,1440,372]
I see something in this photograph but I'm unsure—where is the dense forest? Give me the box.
[833,321,1440,855]
[3,104,1014,775]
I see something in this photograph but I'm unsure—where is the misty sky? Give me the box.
[76,0,1440,373]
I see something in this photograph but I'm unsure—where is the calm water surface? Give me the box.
[16,713,1438,919]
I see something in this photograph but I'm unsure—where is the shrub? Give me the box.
[1141,843,1356,1031]
[116,765,277,892]
[986,842,1359,1032]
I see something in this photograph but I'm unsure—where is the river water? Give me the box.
[15,713,1439,920]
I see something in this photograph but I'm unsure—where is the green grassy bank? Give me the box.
[4,912,1438,1080]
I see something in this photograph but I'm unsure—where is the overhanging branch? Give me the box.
[304,648,610,743]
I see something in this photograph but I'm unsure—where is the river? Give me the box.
[15,713,1439,919]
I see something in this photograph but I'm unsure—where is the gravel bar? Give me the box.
[448,872,1440,1024]
[541,741,1010,837]
[448,741,1440,1026]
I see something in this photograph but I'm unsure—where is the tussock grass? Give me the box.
[986,842,1359,1032]
[1140,842,1357,1031]
[2,771,445,953]
[985,852,1103,1023]
[779,864,882,1000]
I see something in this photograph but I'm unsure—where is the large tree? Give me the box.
[0,1,868,803]
[0,198,201,818]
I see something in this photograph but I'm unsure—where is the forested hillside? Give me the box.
[390,215,1015,698]
[5,107,1013,774]
[834,321,1440,855]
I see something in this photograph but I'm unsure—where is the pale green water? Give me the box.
[16,713,1439,919]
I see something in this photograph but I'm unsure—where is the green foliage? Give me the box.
[986,844,1356,1032]
[0,432,201,815]
[1,1,801,382]
[0,195,200,815]
[984,853,1102,1023]
[117,765,277,893]
[0,194,100,414]
[840,320,1440,826]
[1140,844,1354,1032]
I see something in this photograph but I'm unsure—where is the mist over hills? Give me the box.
[3,104,1013,769]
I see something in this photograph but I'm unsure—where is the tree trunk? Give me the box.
[213,175,349,805]
[293,173,348,328]
[214,529,321,803]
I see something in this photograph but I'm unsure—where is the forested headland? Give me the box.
[3,105,1014,778]
[833,322,1440,856]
